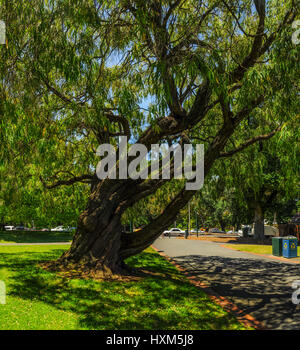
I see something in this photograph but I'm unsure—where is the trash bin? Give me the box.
[272,237,283,256]
[282,237,298,259]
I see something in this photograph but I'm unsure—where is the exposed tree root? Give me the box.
[39,258,160,282]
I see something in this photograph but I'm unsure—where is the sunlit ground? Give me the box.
[225,244,300,256]
[0,245,248,330]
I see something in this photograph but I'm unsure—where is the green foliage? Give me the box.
[0,0,298,227]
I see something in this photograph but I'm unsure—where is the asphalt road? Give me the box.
[153,238,300,330]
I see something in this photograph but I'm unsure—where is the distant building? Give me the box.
[291,213,300,224]
[278,213,300,240]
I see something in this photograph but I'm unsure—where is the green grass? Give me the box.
[225,244,300,256]
[0,231,73,243]
[0,245,248,330]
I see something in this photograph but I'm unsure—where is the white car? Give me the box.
[163,228,185,237]
[67,227,76,232]
[190,229,205,233]
[4,225,15,231]
[227,230,242,234]
[51,226,67,232]
[208,228,225,233]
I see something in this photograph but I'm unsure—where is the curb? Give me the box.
[221,244,300,264]
[151,245,265,330]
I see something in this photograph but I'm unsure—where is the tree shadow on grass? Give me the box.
[0,231,73,243]
[173,254,300,330]
[0,249,242,330]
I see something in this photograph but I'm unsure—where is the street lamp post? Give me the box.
[188,201,191,235]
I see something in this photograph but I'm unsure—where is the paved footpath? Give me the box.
[153,238,300,330]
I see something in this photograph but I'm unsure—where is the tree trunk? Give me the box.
[46,174,183,279]
[45,113,242,279]
[254,202,265,241]
[218,217,226,232]
[61,228,125,278]
[44,178,134,278]
[45,176,195,278]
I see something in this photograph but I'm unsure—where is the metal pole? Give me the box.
[188,201,191,235]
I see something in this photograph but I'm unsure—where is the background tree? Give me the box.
[213,119,300,240]
[1,0,299,277]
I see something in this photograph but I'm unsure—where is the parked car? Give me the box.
[163,228,185,237]
[4,225,15,231]
[14,225,25,231]
[51,226,67,232]
[190,229,198,233]
[65,227,76,232]
[190,228,205,233]
[208,228,225,233]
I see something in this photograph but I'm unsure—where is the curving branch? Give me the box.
[104,112,131,139]
[229,0,266,83]
[221,0,261,38]
[163,0,183,27]
[37,73,78,105]
[218,127,281,158]
[40,174,94,189]
[229,1,295,85]
[120,185,195,260]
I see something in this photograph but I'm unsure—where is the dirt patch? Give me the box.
[176,236,273,244]
[177,236,239,243]
[39,260,157,282]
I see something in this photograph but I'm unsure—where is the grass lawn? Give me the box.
[0,231,73,243]
[0,245,248,330]
[225,244,300,256]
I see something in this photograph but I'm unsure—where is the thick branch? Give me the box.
[120,186,195,259]
[230,0,266,83]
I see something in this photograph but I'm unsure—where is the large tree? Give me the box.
[1,0,299,277]
[207,125,300,240]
